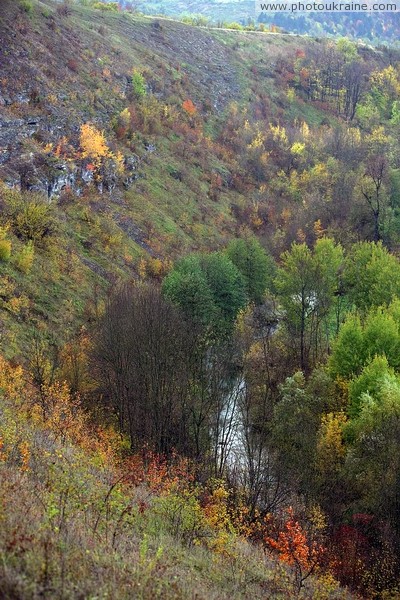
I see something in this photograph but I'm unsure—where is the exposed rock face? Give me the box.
[123,155,139,189]
[0,115,41,166]
[0,138,141,200]
[26,164,77,198]
[0,110,142,198]
[48,166,76,197]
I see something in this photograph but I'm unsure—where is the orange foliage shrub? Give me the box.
[0,355,25,401]
[182,99,197,116]
[264,508,325,592]
[0,353,120,472]
[122,447,194,495]
[53,136,73,158]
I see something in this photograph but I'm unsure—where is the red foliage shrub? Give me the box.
[67,58,79,73]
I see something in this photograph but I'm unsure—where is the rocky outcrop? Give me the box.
[0,114,41,166]
[0,106,151,198]
[0,139,146,202]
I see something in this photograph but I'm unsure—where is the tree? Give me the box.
[275,243,314,372]
[161,255,217,329]
[315,412,348,524]
[131,70,146,100]
[79,123,111,166]
[200,252,248,327]
[342,60,367,121]
[346,377,400,549]
[342,242,400,313]
[348,355,396,417]
[271,369,338,500]
[360,156,389,242]
[369,65,400,121]
[233,304,288,517]
[330,304,400,382]
[94,283,196,454]
[162,251,248,336]
[329,314,365,380]
[275,238,343,372]
[226,235,276,304]
[264,507,325,593]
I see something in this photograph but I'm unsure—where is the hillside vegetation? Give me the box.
[1,1,400,598]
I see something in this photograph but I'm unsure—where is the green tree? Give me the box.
[329,314,366,379]
[162,255,217,328]
[348,355,397,417]
[330,305,400,381]
[343,241,400,313]
[199,252,248,327]
[271,369,338,500]
[363,308,400,370]
[275,238,343,371]
[131,70,146,100]
[346,377,400,541]
[226,235,275,304]
[162,251,248,335]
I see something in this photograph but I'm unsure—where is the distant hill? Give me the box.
[128,0,400,44]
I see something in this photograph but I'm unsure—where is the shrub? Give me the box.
[131,70,146,100]
[182,99,197,116]
[112,107,131,139]
[133,95,164,134]
[56,1,72,16]
[15,241,34,274]
[67,58,79,72]
[19,0,33,14]
[6,193,56,246]
[150,491,205,546]
[93,2,119,11]
[0,239,11,262]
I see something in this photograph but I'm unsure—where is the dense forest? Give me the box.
[1,0,400,598]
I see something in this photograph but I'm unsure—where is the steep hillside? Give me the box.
[0,0,399,357]
[0,354,357,599]
[0,0,311,355]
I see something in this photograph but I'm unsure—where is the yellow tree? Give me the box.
[79,122,124,180]
[315,411,348,525]
[79,122,111,168]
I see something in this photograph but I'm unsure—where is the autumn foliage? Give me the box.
[79,122,124,179]
[264,508,325,592]
[80,123,111,163]
[182,99,197,116]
